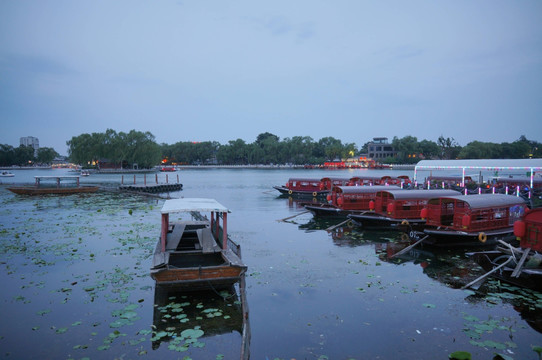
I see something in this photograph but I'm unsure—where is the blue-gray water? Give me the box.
[0,168,541,359]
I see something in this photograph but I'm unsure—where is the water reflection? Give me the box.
[151,278,250,358]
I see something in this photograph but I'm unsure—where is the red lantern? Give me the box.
[386,202,394,214]
[326,194,332,202]
[369,200,375,211]
[420,208,428,219]
[337,196,343,206]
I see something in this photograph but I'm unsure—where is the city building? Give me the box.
[367,137,396,160]
[20,136,39,156]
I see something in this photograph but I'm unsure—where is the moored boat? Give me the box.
[348,189,460,231]
[7,176,99,195]
[421,193,528,246]
[150,198,247,290]
[0,171,14,177]
[273,178,327,198]
[305,185,398,217]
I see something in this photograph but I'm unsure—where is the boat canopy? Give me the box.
[161,198,230,214]
[428,193,526,210]
[377,189,460,200]
[414,159,542,189]
[335,185,399,194]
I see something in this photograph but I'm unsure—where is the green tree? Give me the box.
[14,145,35,166]
[0,144,15,166]
[392,135,420,163]
[36,147,59,164]
[437,135,461,159]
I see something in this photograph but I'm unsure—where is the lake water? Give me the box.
[0,168,541,359]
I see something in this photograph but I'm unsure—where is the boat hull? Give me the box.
[151,265,246,290]
[273,186,327,198]
[423,227,516,247]
[348,213,426,231]
[7,186,99,195]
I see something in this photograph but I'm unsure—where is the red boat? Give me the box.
[348,189,460,231]
[421,194,528,246]
[489,176,542,197]
[348,175,411,187]
[320,177,351,191]
[273,178,327,198]
[422,176,475,190]
[304,185,399,217]
[160,166,176,172]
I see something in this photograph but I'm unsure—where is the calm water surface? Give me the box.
[0,168,541,359]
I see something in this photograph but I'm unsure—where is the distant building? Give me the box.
[367,137,396,160]
[20,136,39,156]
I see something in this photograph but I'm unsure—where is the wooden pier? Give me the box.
[119,174,183,193]
[119,183,183,193]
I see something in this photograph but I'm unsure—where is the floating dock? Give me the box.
[119,183,183,193]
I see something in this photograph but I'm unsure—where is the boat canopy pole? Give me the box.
[160,213,169,252]
[222,212,228,250]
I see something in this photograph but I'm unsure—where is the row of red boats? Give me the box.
[274,175,542,291]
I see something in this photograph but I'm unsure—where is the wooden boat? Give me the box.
[7,176,99,195]
[421,194,528,246]
[305,185,398,217]
[347,189,460,231]
[422,175,475,190]
[348,175,411,187]
[273,178,327,198]
[320,177,351,191]
[467,208,542,291]
[150,198,247,290]
[489,176,542,196]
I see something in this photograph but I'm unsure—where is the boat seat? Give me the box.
[223,248,243,266]
[166,224,186,251]
[198,228,221,253]
[151,242,170,268]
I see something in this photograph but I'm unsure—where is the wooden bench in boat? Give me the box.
[198,228,221,253]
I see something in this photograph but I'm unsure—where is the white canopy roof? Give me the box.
[415,159,542,171]
[161,198,230,214]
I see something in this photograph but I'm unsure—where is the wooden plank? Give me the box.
[166,223,185,250]
[512,247,531,278]
[277,210,310,222]
[198,228,220,253]
[390,235,429,258]
[224,248,244,266]
[461,256,514,289]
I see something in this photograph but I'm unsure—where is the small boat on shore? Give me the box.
[348,189,460,231]
[421,193,528,246]
[150,198,247,290]
[7,176,99,195]
[305,185,398,217]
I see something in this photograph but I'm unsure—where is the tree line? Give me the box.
[0,144,59,167]
[0,130,539,167]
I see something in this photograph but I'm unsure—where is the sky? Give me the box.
[1,1,541,155]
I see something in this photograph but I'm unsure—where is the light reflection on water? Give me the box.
[0,168,541,359]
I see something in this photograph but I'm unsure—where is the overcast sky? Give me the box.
[1,1,541,155]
